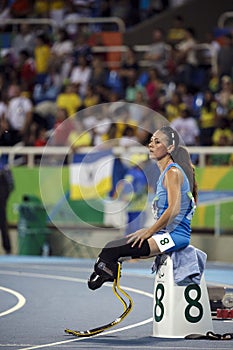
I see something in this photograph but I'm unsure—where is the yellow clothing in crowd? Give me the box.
[83,95,99,108]
[56,93,82,117]
[115,120,138,138]
[34,45,51,74]
[68,130,92,149]
[165,102,186,122]
[34,0,65,14]
[212,128,232,145]
[199,102,217,129]
[167,28,186,44]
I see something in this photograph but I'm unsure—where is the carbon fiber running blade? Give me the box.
[65,328,104,337]
[64,263,133,337]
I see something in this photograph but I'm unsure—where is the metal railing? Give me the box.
[1,145,233,168]
[218,11,233,28]
[1,18,217,71]
[1,16,125,32]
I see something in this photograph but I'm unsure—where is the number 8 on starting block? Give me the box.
[152,254,213,338]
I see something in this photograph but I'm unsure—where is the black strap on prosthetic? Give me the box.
[99,237,150,263]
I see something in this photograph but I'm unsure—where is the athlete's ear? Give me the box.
[167,144,175,154]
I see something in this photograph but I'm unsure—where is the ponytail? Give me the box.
[171,145,198,203]
[160,126,198,203]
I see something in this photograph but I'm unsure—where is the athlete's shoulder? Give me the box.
[165,164,183,183]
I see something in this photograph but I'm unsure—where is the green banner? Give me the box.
[8,166,233,231]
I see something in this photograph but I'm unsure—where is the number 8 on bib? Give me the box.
[153,232,175,252]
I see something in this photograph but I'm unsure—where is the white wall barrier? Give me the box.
[1,145,233,167]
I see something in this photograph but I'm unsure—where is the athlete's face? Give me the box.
[148,130,169,160]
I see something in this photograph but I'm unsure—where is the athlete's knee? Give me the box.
[100,237,129,262]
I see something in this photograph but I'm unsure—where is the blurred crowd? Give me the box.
[0,0,188,29]
[0,1,233,166]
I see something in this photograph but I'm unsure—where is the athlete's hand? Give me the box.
[127,228,152,248]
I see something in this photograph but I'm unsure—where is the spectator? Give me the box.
[11,23,35,60]
[51,28,73,63]
[0,161,14,254]
[0,91,15,148]
[105,70,124,98]
[56,83,82,117]
[49,0,66,24]
[26,122,41,146]
[131,90,148,111]
[145,68,163,111]
[0,117,14,147]
[10,0,33,17]
[71,0,96,18]
[0,91,8,123]
[171,107,200,146]
[34,126,48,146]
[89,56,109,102]
[70,55,92,98]
[88,112,112,147]
[167,15,186,46]
[34,0,49,18]
[138,0,151,22]
[112,105,138,138]
[215,75,233,118]
[0,50,18,89]
[125,77,144,103]
[176,82,194,110]
[164,91,186,122]
[34,33,51,85]
[82,85,100,108]
[198,89,217,146]
[52,107,74,146]
[175,27,198,90]
[110,0,131,27]
[204,31,221,76]
[212,117,232,146]
[101,122,119,147]
[119,46,139,92]
[118,125,138,147]
[33,100,57,127]
[144,28,169,79]
[6,84,33,145]
[63,1,81,38]
[73,32,92,63]
[0,91,14,146]
[67,123,92,151]
[35,64,63,103]
[17,50,36,94]
[217,33,233,80]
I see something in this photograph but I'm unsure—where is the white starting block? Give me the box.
[152,254,213,338]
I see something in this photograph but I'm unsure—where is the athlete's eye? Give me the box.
[150,137,160,144]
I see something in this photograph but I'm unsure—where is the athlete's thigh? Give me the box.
[148,237,161,256]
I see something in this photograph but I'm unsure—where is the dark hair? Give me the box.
[186,27,196,38]
[19,49,30,58]
[160,126,198,202]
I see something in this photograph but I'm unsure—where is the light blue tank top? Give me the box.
[151,163,196,236]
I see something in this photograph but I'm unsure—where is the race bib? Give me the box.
[153,232,175,252]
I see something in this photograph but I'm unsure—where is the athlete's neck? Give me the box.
[157,155,173,173]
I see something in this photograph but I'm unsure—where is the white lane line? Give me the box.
[19,318,154,350]
[0,286,26,317]
[0,269,153,350]
[0,270,154,297]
